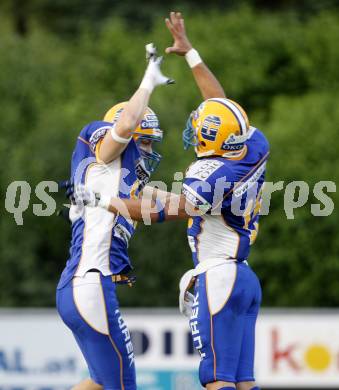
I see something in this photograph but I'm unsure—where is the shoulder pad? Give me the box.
[87,123,113,154]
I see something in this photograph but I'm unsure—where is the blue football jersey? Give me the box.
[58,121,150,289]
[182,127,269,266]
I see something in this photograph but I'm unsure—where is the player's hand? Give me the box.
[165,12,192,56]
[60,181,111,210]
[180,291,195,318]
[179,269,196,318]
[60,181,99,207]
[142,43,175,88]
[73,184,100,208]
[59,179,76,203]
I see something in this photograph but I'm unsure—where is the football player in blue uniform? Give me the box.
[68,12,269,390]
[56,47,173,390]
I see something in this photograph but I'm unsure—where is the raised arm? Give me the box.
[98,89,150,163]
[165,12,225,100]
[98,51,173,164]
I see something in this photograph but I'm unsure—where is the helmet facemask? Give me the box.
[183,111,199,150]
[134,132,163,173]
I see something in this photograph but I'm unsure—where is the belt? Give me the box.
[193,258,237,276]
[87,269,136,287]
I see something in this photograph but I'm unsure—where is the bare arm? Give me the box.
[165,12,225,100]
[106,194,197,223]
[70,184,203,223]
[190,63,226,101]
[141,185,179,203]
[98,88,151,163]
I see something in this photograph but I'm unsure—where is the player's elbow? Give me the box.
[116,115,138,135]
[97,150,118,164]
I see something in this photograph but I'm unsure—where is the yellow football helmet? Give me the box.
[183,98,250,158]
[103,102,163,172]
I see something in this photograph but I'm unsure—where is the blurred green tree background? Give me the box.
[0,0,338,307]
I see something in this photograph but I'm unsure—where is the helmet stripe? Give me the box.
[209,98,247,135]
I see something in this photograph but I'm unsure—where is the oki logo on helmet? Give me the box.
[140,114,159,129]
[221,134,245,151]
[221,142,244,151]
[200,115,221,141]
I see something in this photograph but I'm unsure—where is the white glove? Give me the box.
[140,43,175,92]
[73,184,111,210]
[180,291,195,318]
[145,43,157,60]
[179,269,196,318]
